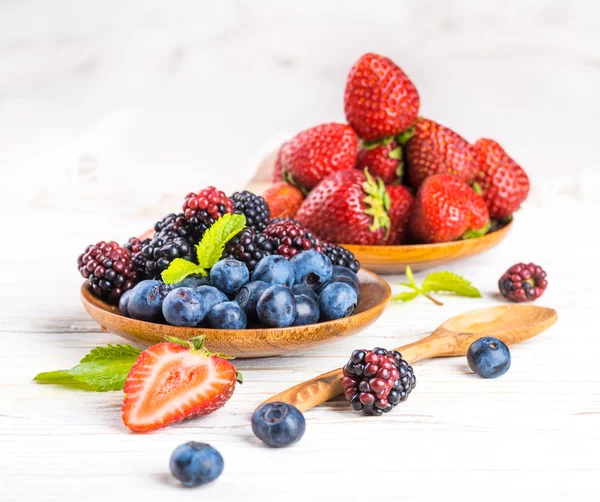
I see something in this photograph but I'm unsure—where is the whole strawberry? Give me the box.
[474,138,530,219]
[410,174,490,243]
[262,182,304,219]
[295,169,390,245]
[344,53,420,141]
[122,336,241,433]
[272,141,290,182]
[275,123,358,192]
[405,118,479,189]
[385,185,414,244]
[356,139,402,184]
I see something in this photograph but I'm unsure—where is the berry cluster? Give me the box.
[499,263,547,302]
[183,187,234,225]
[231,191,271,232]
[77,241,137,304]
[342,348,416,416]
[322,243,360,273]
[222,227,274,272]
[262,220,322,259]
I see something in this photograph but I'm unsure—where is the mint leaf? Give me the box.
[391,290,420,303]
[34,344,142,392]
[421,271,482,298]
[162,258,205,284]
[405,265,418,289]
[196,213,246,269]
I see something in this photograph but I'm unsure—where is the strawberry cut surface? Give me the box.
[122,341,238,433]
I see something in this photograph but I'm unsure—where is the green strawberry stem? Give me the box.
[396,126,415,145]
[362,169,391,235]
[462,220,491,240]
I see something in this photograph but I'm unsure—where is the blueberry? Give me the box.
[318,276,360,298]
[128,280,171,322]
[289,250,333,289]
[162,287,207,327]
[252,402,306,448]
[210,259,249,295]
[292,295,320,326]
[467,337,511,378]
[235,280,269,321]
[331,265,360,289]
[318,282,358,321]
[208,301,247,329]
[251,255,295,287]
[173,275,211,289]
[169,441,224,487]
[119,289,133,317]
[292,284,319,303]
[195,285,228,312]
[256,285,296,328]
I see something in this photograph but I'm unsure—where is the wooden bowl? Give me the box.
[341,220,513,274]
[80,269,391,358]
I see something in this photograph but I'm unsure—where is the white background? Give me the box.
[1,1,599,501]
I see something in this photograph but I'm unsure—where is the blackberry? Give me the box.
[183,187,234,226]
[124,237,150,255]
[137,231,196,280]
[78,241,138,304]
[231,191,270,232]
[341,347,416,416]
[322,243,360,272]
[499,262,547,302]
[222,228,273,272]
[154,212,208,245]
[262,220,322,259]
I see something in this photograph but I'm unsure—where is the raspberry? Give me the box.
[222,227,274,271]
[77,241,138,304]
[342,347,416,416]
[262,220,322,259]
[499,263,547,302]
[183,187,234,226]
[231,191,271,232]
[322,243,360,273]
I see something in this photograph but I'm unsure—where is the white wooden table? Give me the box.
[1,204,598,501]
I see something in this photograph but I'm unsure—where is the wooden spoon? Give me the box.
[258,305,558,412]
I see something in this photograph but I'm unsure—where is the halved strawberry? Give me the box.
[122,336,241,433]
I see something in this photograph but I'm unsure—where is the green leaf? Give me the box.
[391,290,420,303]
[162,258,206,285]
[421,271,482,298]
[196,213,246,269]
[405,265,418,289]
[33,344,142,392]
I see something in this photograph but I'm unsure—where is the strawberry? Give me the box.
[295,169,390,245]
[272,141,290,182]
[355,128,414,184]
[122,336,241,433]
[405,118,479,189]
[344,53,420,142]
[262,182,305,219]
[473,138,530,219]
[410,174,490,244]
[275,123,358,191]
[385,185,414,244]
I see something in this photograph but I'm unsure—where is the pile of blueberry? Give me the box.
[119,250,360,329]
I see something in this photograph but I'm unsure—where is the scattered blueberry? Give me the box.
[235,280,269,320]
[467,337,511,378]
[292,284,319,303]
[169,441,224,487]
[208,301,247,329]
[128,280,171,322]
[256,285,297,328]
[119,289,133,317]
[290,250,333,289]
[173,275,211,289]
[292,295,320,326]
[331,265,359,290]
[252,402,306,448]
[319,282,358,321]
[251,255,295,287]
[196,285,229,312]
[210,259,249,295]
[162,287,207,327]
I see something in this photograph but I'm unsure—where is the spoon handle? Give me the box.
[259,331,455,412]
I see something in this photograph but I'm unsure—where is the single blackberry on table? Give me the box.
[499,262,547,302]
[322,243,360,272]
[77,241,138,304]
[231,190,271,232]
[342,347,416,416]
[183,187,234,226]
[137,231,196,280]
[222,227,274,271]
[262,220,322,259]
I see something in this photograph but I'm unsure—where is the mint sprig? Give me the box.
[34,344,142,391]
[161,213,246,284]
[392,266,481,306]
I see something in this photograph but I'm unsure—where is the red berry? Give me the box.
[262,220,322,259]
[499,263,547,302]
[183,187,234,225]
